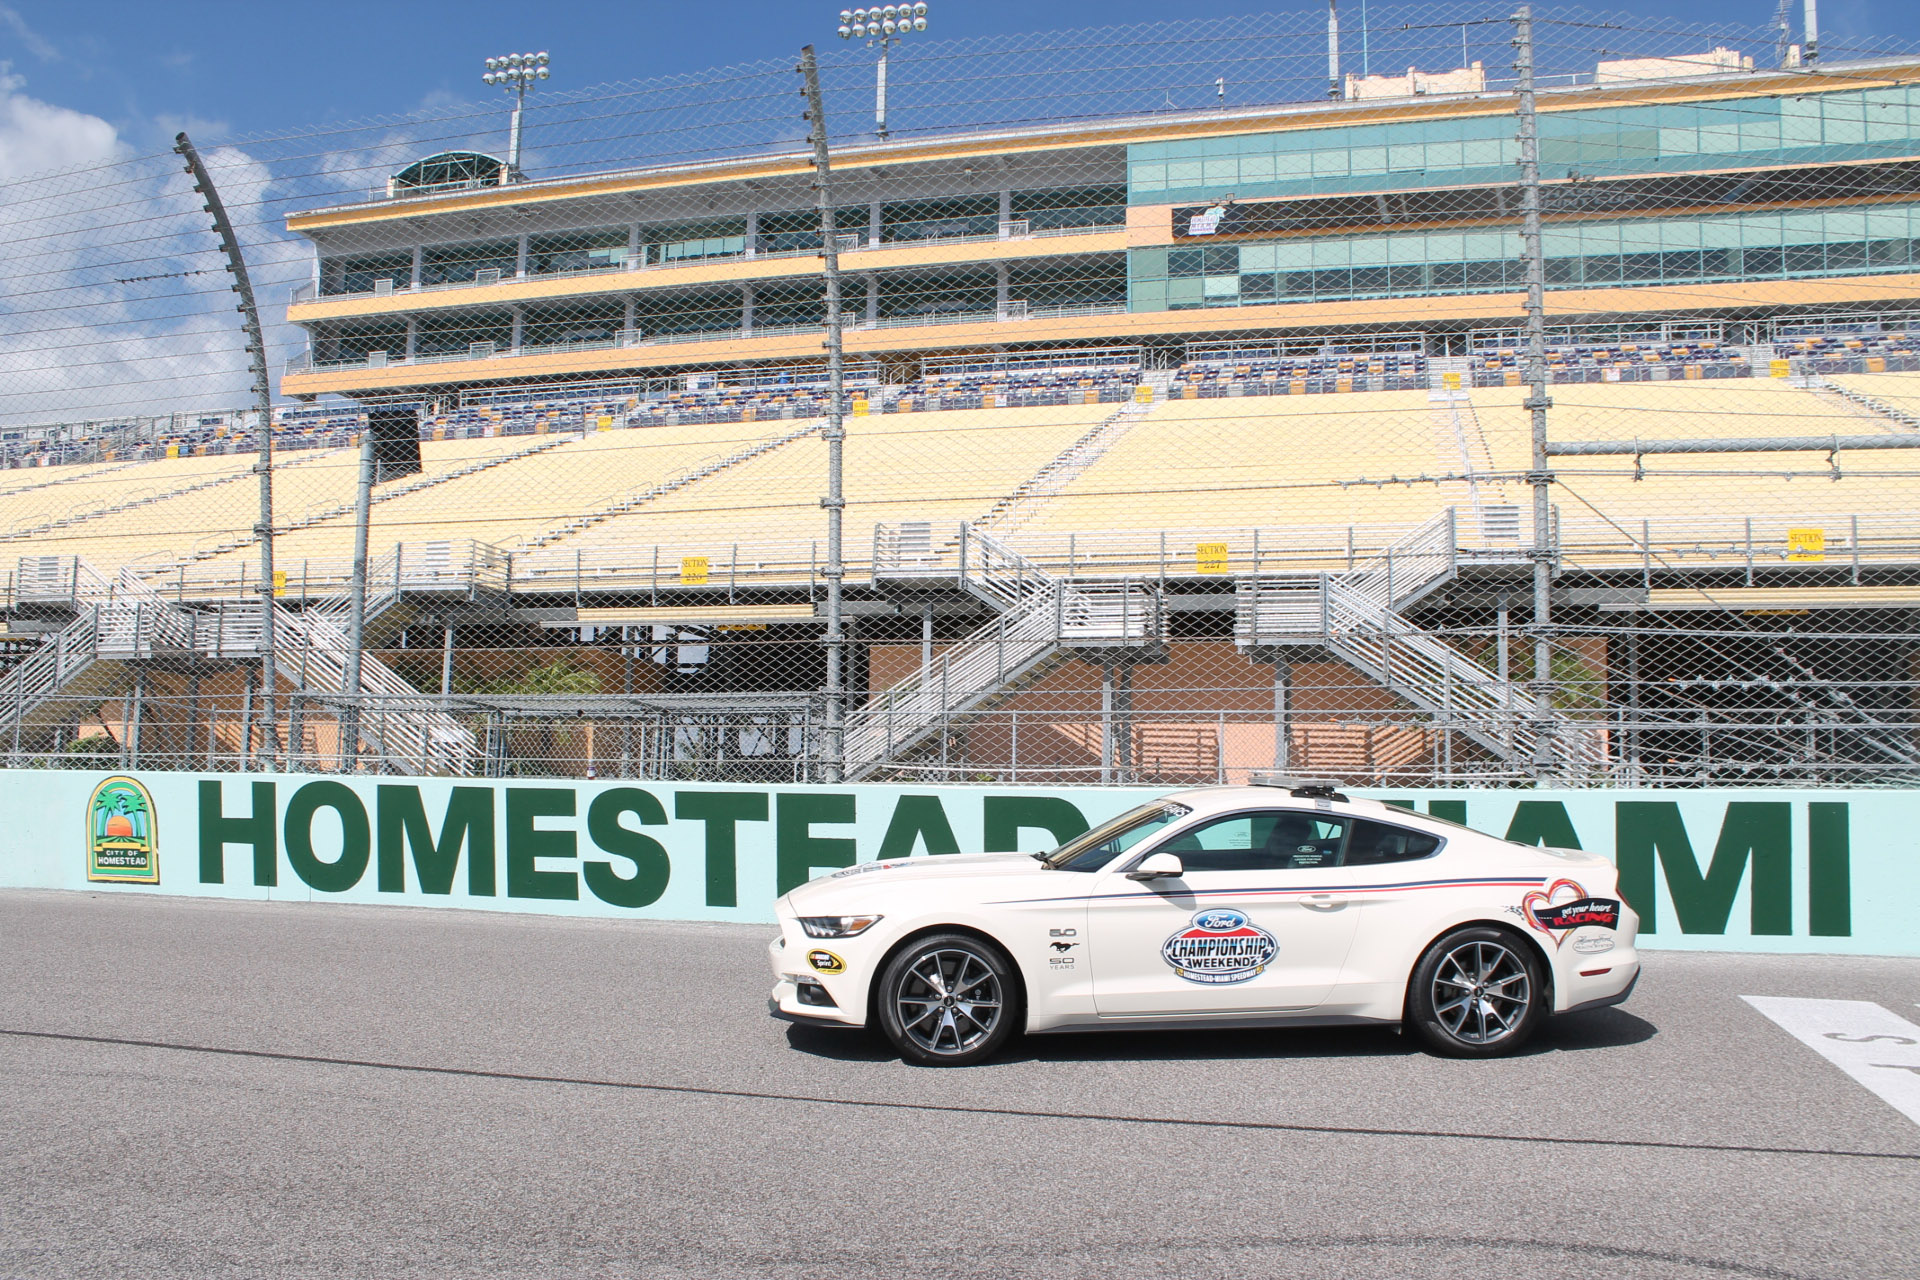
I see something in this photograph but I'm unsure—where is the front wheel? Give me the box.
[875,933,1022,1067]
[1406,926,1546,1058]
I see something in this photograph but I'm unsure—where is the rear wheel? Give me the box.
[875,933,1021,1067]
[1406,926,1545,1058]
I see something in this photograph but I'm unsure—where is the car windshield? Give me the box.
[1037,801,1193,871]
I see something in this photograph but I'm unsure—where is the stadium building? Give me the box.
[7,43,1920,786]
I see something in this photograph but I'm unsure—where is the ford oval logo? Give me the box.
[1192,908,1247,932]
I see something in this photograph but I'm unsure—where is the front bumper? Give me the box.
[768,933,868,1029]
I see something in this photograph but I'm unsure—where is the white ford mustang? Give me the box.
[768,778,1640,1064]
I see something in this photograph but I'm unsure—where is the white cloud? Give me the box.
[0,65,120,180]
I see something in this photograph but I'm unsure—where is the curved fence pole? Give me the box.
[174,132,279,769]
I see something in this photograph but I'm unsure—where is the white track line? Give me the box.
[1742,997,1920,1128]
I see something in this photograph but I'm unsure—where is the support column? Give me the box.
[744,209,759,257]
[740,282,755,335]
[509,307,524,353]
[409,245,423,288]
[515,233,530,278]
[868,198,883,248]
[921,602,933,681]
[996,262,1010,316]
[404,317,418,360]
[865,275,879,326]
[998,188,1012,233]
[1100,664,1114,786]
[128,668,145,767]
[627,222,642,268]
[1272,660,1291,772]
[1114,664,1134,782]
[440,622,455,704]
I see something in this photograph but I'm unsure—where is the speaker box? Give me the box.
[367,404,422,480]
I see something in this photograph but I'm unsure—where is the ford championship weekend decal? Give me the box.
[1162,909,1277,984]
[1522,879,1621,947]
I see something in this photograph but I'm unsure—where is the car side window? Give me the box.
[1157,811,1349,873]
[1343,818,1443,866]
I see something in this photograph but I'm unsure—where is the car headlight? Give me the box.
[798,914,883,939]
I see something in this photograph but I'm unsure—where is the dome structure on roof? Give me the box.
[387,151,507,198]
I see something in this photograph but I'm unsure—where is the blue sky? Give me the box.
[1,0,1906,155]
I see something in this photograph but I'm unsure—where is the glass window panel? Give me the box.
[1784,242,1826,273]
[1823,211,1868,240]
[1349,237,1391,267]
[1430,261,1466,289]
[1203,274,1241,297]
[1239,272,1278,300]
[1460,139,1504,167]
[1740,245,1786,276]
[1826,241,1869,270]
[1463,259,1506,286]
[1779,100,1824,145]
[1239,244,1278,271]
[1167,277,1205,305]
[1350,265,1390,295]
[1822,99,1866,146]
[1425,141,1464,170]
[1699,217,1743,248]
[1168,248,1203,278]
[1202,158,1239,184]
[1620,252,1662,281]
[1130,163,1166,191]
[1166,160,1203,187]
[1386,263,1426,292]
[1582,254,1623,283]
[1347,146,1388,175]
[1423,232,1466,261]
[1661,221,1703,250]
[1694,122,1740,153]
[1387,236,1429,264]
[1309,239,1352,267]
[1201,245,1240,273]
[1312,149,1351,178]
[1660,249,1704,279]
[1311,267,1351,295]
[1739,116,1782,151]
[1240,155,1277,183]
[1388,143,1427,171]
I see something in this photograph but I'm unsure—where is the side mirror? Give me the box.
[1126,851,1184,881]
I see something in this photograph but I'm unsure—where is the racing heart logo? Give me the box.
[1521,878,1587,948]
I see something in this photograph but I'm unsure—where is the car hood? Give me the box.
[785,851,1046,912]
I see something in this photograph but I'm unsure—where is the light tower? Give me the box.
[482,51,552,181]
[836,4,928,141]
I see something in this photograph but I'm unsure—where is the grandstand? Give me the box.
[7,31,1920,786]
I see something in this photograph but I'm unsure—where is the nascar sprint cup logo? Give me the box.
[1162,909,1277,984]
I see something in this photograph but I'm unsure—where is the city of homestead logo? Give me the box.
[86,776,158,884]
[1162,908,1277,984]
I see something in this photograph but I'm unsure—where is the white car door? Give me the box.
[1087,807,1364,1017]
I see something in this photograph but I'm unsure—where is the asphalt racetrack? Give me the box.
[1,890,1915,1280]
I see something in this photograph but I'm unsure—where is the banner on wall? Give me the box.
[1,768,1913,956]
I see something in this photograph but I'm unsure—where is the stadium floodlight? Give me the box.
[483,50,555,182]
[834,1,926,140]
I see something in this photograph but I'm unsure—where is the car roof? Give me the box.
[1158,785,1422,824]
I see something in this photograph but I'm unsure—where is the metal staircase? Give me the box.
[1234,510,1607,773]
[848,526,1165,778]
[0,554,473,773]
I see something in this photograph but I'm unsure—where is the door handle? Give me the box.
[1304,893,1346,909]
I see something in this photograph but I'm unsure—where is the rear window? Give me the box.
[1343,818,1443,865]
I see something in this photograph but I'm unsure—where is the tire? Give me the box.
[874,932,1022,1067]
[1405,926,1546,1058]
